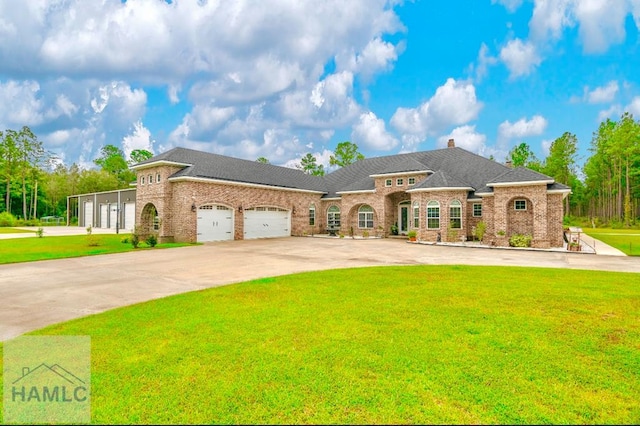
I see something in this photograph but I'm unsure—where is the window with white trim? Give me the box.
[148,174,153,184]
[396,178,404,186]
[156,173,161,182]
[327,205,341,229]
[358,205,374,229]
[385,179,392,187]
[514,199,527,211]
[473,203,482,217]
[427,201,440,229]
[141,176,145,185]
[413,201,420,228]
[450,200,462,229]
[408,177,416,185]
[309,204,315,226]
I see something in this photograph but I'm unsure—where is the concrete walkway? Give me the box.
[1,236,639,342]
[581,233,627,256]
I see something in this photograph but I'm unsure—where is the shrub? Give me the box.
[36,227,44,238]
[120,236,129,244]
[362,230,369,238]
[131,226,141,248]
[0,211,16,227]
[476,221,487,242]
[509,234,532,248]
[146,234,158,248]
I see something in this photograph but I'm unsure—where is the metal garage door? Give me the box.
[244,207,290,239]
[109,204,118,229]
[84,201,93,228]
[100,204,108,228]
[197,205,234,242]
[123,202,136,231]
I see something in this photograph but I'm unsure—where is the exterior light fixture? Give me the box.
[191,203,197,212]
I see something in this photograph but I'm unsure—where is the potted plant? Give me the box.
[391,223,399,235]
[407,230,417,242]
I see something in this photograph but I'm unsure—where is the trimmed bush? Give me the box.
[146,234,158,248]
[0,211,16,227]
[509,234,532,248]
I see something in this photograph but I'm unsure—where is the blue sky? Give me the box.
[0,0,639,171]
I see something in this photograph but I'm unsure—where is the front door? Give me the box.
[399,202,410,234]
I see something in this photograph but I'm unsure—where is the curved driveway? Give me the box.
[1,237,638,341]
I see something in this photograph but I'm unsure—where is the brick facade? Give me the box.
[133,165,567,247]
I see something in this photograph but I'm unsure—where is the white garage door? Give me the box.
[84,201,93,228]
[123,202,136,231]
[244,207,290,239]
[197,205,234,242]
[100,204,108,228]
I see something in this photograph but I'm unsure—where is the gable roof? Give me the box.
[487,167,555,186]
[132,146,568,198]
[407,170,473,192]
[134,147,326,193]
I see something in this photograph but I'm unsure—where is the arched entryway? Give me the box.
[506,197,533,236]
[140,203,159,237]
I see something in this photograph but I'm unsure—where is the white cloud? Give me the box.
[626,96,640,117]
[529,0,574,42]
[437,125,487,155]
[529,0,633,53]
[498,115,548,142]
[0,0,406,165]
[597,104,622,122]
[351,111,399,151]
[573,0,628,54]
[585,81,619,104]
[499,38,541,78]
[122,121,155,159]
[473,43,498,82]
[390,78,483,147]
[492,0,524,13]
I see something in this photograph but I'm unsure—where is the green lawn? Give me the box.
[1,266,638,424]
[0,227,34,234]
[0,234,195,264]
[583,227,640,256]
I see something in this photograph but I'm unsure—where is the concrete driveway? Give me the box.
[1,237,639,341]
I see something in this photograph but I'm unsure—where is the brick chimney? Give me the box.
[447,138,455,148]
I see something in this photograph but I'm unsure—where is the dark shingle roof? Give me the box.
[133,146,567,197]
[135,147,327,193]
[488,167,555,185]
[409,170,473,190]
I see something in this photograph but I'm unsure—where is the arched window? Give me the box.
[427,201,440,229]
[358,205,374,229]
[413,201,420,228]
[327,205,340,230]
[450,200,462,229]
[309,204,316,226]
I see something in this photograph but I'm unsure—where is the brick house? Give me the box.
[130,139,570,248]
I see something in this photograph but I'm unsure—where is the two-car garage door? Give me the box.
[244,207,290,239]
[196,205,290,242]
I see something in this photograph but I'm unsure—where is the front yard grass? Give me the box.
[583,227,640,256]
[0,234,195,264]
[0,227,34,234]
[1,265,638,424]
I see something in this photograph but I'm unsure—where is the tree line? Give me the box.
[0,127,152,221]
[1,113,639,226]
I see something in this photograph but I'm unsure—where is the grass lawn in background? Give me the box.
[1,265,638,424]
[0,227,34,234]
[583,227,640,256]
[0,234,195,264]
